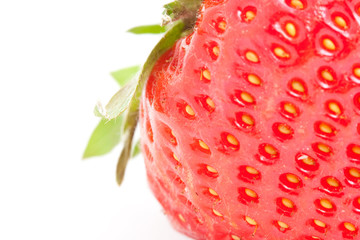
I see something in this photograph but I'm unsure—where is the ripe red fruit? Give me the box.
[140,0,360,239]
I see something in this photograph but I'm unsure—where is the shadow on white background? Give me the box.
[0,1,190,239]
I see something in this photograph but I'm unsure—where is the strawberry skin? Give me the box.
[140,0,360,239]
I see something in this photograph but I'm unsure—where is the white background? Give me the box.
[0,1,189,239]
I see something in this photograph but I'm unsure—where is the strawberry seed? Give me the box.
[245,50,259,63]
[285,22,296,37]
[290,0,304,9]
[334,15,348,29]
[247,74,261,85]
[286,173,300,184]
[209,188,219,196]
[213,209,223,217]
[344,222,356,232]
[322,38,336,51]
[245,216,257,226]
[201,69,211,81]
[274,46,290,59]
[178,214,186,222]
[314,219,326,228]
[231,235,241,240]
[320,199,333,209]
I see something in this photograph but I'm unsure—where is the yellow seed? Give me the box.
[278,221,289,229]
[178,214,186,222]
[352,145,360,154]
[246,166,259,175]
[274,47,290,58]
[213,46,220,56]
[171,130,176,138]
[302,156,315,165]
[353,67,360,78]
[202,69,211,81]
[321,69,334,81]
[245,216,257,226]
[326,177,340,187]
[206,165,218,173]
[284,103,297,114]
[318,143,330,153]
[231,235,241,240]
[213,209,223,217]
[357,197,360,204]
[185,105,195,116]
[199,140,209,150]
[241,92,254,103]
[245,10,256,22]
[248,74,261,85]
[350,168,360,178]
[245,188,257,198]
[292,80,305,92]
[209,188,219,196]
[242,114,254,125]
[282,198,294,208]
[287,173,300,183]
[285,22,297,37]
[334,16,347,29]
[218,21,227,31]
[319,122,333,134]
[278,124,292,134]
[314,219,326,228]
[328,102,341,115]
[245,51,259,63]
[323,38,336,51]
[173,153,180,162]
[227,134,239,145]
[206,97,215,108]
[320,199,333,209]
[291,0,304,9]
[344,222,356,232]
[265,144,277,155]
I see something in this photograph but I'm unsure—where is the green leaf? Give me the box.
[131,140,141,157]
[83,117,124,159]
[111,65,141,87]
[127,24,167,34]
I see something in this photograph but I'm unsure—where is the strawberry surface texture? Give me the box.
[139,0,360,239]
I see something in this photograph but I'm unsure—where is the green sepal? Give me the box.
[98,76,139,120]
[94,66,142,120]
[111,65,141,86]
[116,20,186,185]
[83,117,124,159]
[84,65,141,159]
[162,0,202,28]
[85,0,202,185]
[131,139,141,157]
[127,24,167,35]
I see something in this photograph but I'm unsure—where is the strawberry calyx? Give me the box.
[163,0,202,30]
[115,0,202,185]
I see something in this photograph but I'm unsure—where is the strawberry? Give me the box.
[138,0,360,239]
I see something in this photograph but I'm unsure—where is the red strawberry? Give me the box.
[139,0,360,239]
